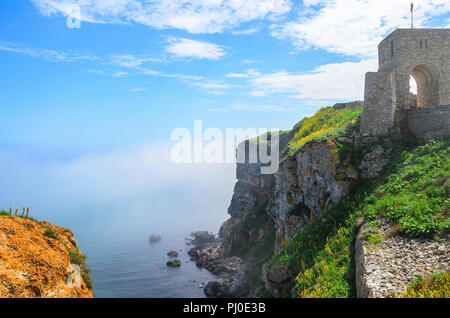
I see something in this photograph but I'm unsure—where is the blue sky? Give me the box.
[1,0,449,151]
[0,1,449,226]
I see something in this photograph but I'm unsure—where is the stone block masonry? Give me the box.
[361,28,450,138]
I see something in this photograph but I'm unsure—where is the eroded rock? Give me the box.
[267,139,359,250]
[359,145,390,179]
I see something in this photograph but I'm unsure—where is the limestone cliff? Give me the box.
[195,102,448,298]
[0,215,93,298]
[268,138,359,251]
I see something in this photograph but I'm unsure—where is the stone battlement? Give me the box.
[361,28,450,138]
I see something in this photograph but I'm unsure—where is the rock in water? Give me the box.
[190,231,216,248]
[167,250,179,258]
[204,281,230,298]
[149,234,161,243]
[166,259,182,267]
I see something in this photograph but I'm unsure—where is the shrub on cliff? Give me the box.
[227,201,276,287]
[68,248,93,291]
[393,272,450,298]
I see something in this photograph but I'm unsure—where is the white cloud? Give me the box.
[273,0,450,57]
[165,37,227,60]
[188,80,230,95]
[247,59,377,101]
[232,103,294,112]
[110,54,159,68]
[111,71,128,78]
[225,69,260,79]
[0,41,97,62]
[225,73,247,78]
[231,27,260,35]
[31,0,292,34]
[242,58,258,64]
[130,88,147,92]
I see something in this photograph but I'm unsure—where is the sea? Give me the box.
[42,209,222,298]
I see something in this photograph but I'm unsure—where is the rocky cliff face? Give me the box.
[268,139,359,250]
[219,133,290,246]
[219,160,275,242]
[0,216,93,298]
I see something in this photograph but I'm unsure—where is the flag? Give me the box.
[411,2,414,12]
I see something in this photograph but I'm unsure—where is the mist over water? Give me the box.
[0,142,236,297]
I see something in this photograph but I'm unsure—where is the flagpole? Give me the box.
[411,3,414,29]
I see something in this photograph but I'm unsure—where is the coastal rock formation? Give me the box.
[166,260,182,267]
[191,99,448,298]
[0,216,93,298]
[355,223,450,298]
[218,133,291,242]
[190,231,216,249]
[167,251,179,258]
[149,234,161,243]
[261,262,292,297]
[188,243,246,297]
[267,139,359,250]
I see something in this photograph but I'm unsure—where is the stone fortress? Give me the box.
[361,28,450,138]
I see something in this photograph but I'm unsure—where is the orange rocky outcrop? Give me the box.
[0,215,93,298]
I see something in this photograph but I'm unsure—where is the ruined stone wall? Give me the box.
[360,71,395,136]
[362,29,450,138]
[355,223,450,298]
[387,29,450,111]
[407,104,450,138]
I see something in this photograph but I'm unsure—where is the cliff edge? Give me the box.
[0,215,93,298]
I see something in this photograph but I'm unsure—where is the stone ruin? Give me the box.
[361,28,450,139]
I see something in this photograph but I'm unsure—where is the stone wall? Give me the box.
[379,29,450,110]
[355,223,450,298]
[361,28,450,138]
[361,72,395,136]
[407,104,450,138]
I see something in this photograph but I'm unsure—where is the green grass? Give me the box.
[227,201,276,287]
[0,207,37,222]
[363,228,385,245]
[43,228,59,239]
[68,248,93,290]
[285,106,363,155]
[393,272,450,298]
[265,136,449,298]
[268,184,371,298]
[361,137,449,238]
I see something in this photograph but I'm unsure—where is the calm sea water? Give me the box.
[43,211,221,298]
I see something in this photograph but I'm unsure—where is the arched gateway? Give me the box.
[410,63,440,107]
[361,28,450,138]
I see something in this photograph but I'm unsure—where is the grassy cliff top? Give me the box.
[285,105,362,155]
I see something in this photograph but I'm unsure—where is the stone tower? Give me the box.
[361,28,450,138]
